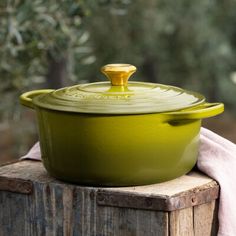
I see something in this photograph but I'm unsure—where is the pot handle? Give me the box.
[20,89,54,109]
[163,102,224,121]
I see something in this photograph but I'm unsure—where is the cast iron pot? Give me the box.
[20,64,224,186]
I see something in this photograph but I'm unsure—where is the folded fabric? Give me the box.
[21,127,236,236]
[198,127,236,236]
[21,142,41,161]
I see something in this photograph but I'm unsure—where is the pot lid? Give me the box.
[33,64,205,114]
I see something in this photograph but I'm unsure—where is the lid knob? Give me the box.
[101,64,137,86]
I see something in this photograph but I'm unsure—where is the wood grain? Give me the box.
[0,184,169,236]
[0,161,219,211]
[0,161,219,236]
[96,206,168,236]
[169,207,194,236]
[194,200,219,236]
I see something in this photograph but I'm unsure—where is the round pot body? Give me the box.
[35,106,201,186]
[20,64,224,186]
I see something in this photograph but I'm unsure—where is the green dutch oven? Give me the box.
[20,64,224,186]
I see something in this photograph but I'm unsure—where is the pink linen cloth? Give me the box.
[198,127,236,236]
[21,127,236,235]
[21,142,41,161]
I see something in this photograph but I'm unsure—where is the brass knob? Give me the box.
[101,64,137,86]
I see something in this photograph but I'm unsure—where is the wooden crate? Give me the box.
[0,161,219,236]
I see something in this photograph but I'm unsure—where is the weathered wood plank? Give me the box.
[96,206,168,236]
[62,186,73,236]
[0,161,54,184]
[0,161,219,211]
[169,207,194,236]
[96,171,219,211]
[0,184,169,236]
[0,191,33,236]
[166,184,219,211]
[0,161,219,235]
[194,200,219,236]
[97,171,218,197]
[0,176,33,194]
[97,184,219,211]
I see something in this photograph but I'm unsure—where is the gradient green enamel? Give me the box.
[36,107,201,186]
[20,87,224,186]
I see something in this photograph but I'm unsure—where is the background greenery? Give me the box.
[0,0,236,161]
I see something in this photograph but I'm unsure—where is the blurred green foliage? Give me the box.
[0,0,88,119]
